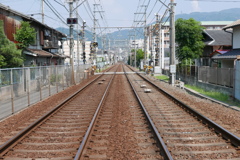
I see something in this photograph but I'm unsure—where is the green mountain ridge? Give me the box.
[176,8,240,21]
[56,8,240,44]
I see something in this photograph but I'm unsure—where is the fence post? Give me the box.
[56,66,58,93]
[49,66,51,96]
[26,68,30,106]
[39,67,42,101]
[10,69,14,114]
[62,66,64,90]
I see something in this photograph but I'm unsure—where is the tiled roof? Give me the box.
[212,49,240,59]
[210,50,230,57]
[203,30,232,46]
[223,19,240,30]
[27,49,59,57]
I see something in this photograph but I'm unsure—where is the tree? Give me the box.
[14,21,36,49]
[136,49,144,67]
[175,18,205,62]
[128,49,144,67]
[0,20,23,68]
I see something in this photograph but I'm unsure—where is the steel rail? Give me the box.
[0,66,115,158]
[74,64,120,160]
[123,65,174,160]
[131,66,240,148]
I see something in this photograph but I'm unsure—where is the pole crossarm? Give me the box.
[72,0,87,12]
[157,0,171,11]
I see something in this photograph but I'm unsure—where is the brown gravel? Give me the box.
[144,75,240,137]
[0,75,98,144]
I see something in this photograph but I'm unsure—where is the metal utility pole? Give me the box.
[92,4,103,65]
[93,4,97,65]
[41,0,44,24]
[76,1,80,67]
[149,25,153,66]
[93,4,98,43]
[155,13,164,74]
[69,1,75,85]
[169,0,176,85]
[134,29,137,68]
[142,5,147,66]
[82,21,86,64]
[134,5,147,66]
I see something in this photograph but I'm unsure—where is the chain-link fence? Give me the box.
[0,64,91,120]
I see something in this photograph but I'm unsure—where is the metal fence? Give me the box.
[198,66,233,87]
[235,61,240,100]
[0,64,91,120]
[176,65,234,88]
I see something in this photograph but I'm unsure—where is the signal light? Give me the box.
[67,18,78,24]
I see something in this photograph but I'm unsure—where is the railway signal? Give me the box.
[67,18,78,24]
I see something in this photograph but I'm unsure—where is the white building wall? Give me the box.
[62,40,91,65]
[233,26,240,49]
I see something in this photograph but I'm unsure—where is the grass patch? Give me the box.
[185,84,240,107]
[155,75,169,81]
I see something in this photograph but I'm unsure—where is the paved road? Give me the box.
[0,85,65,120]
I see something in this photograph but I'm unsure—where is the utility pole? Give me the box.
[41,0,44,24]
[169,0,176,85]
[155,14,159,67]
[134,5,147,67]
[134,29,137,68]
[93,4,97,65]
[155,13,163,74]
[82,21,86,64]
[69,1,75,85]
[142,5,147,66]
[92,4,103,66]
[76,1,80,67]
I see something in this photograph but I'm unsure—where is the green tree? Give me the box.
[136,49,144,67]
[175,18,205,62]
[14,21,36,49]
[0,20,23,68]
[128,49,144,67]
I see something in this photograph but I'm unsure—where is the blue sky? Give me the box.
[0,0,239,32]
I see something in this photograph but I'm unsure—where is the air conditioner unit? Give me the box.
[44,40,49,47]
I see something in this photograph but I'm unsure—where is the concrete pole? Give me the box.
[134,29,137,68]
[42,0,44,24]
[76,1,80,67]
[83,21,86,64]
[143,6,147,65]
[69,1,75,85]
[169,0,176,85]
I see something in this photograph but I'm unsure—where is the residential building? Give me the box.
[62,40,91,65]
[0,4,67,66]
[213,19,240,68]
[201,29,232,66]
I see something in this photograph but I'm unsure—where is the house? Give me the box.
[212,19,240,68]
[0,4,67,66]
[201,30,232,66]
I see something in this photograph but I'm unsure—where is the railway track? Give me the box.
[124,65,240,159]
[0,65,118,159]
[76,64,170,159]
[1,63,239,159]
